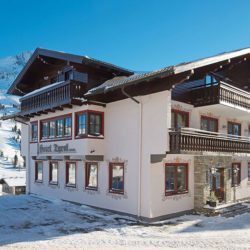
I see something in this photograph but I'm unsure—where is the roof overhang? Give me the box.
[86,47,250,97]
[7,48,133,96]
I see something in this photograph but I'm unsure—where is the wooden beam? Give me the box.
[45,109,56,113]
[62,104,72,108]
[55,106,63,111]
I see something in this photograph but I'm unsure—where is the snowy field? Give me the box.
[0,195,249,250]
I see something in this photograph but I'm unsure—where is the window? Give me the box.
[56,119,64,138]
[171,110,189,129]
[165,163,188,195]
[31,122,38,142]
[66,162,76,187]
[228,122,241,136]
[49,121,56,138]
[35,161,43,182]
[65,70,73,81]
[75,111,104,138]
[205,74,217,86]
[42,122,49,139]
[49,162,58,184]
[89,113,102,135]
[41,115,72,140]
[77,113,87,136]
[64,117,72,137]
[232,163,241,186]
[248,163,250,182]
[201,116,218,132]
[85,162,98,190]
[109,163,124,194]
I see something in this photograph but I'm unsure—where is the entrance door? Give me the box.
[212,168,224,202]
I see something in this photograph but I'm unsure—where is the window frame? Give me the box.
[30,121,38,142]
[200,115,219,132]
[171,109,189,129]
[40,114,72,142]
[85,162,98,190]
[248,163,250,182]
[231,162,241,187]
[228,121,241,136]
[49,161,59,185]
[65,161,77,188]
[35,161,43,183]
[165,163,188,196]
[75,110,104,139]
[109,162,125,195]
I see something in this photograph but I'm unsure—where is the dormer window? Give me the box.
[65,70,73,81]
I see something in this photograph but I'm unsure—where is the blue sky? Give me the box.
[1,0,250,71]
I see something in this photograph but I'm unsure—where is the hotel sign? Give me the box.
[39,143,76,154]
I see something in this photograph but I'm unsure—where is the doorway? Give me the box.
[212,168,225,202]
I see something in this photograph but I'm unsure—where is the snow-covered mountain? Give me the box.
[0,51,32,183]
[0,51,32,108]
[0,51,32,90]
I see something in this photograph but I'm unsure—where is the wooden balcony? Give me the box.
[169,128,250,154]
[20,80,85,117]
[190,81,250,111]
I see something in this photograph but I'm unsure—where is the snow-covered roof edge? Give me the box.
[86,47,250,96]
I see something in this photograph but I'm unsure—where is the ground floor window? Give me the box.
[248,163,250,182]
[109,163,124,194]
[85,162,98,190]
[232,163,241,186]
[49,162,58,184]
[66,162,76,187]
[35,161,43,182]
[165,163,188,195]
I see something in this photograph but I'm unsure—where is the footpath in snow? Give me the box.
[0,195,249,249]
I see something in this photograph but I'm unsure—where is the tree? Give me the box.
[13,154,18,168]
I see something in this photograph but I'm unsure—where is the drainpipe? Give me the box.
[121,87,142,220]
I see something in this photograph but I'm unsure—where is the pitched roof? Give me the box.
[86,47,250,96]
[8,48,133,95]
[1,177,26,187]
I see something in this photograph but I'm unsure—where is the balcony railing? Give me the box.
[20,80,85,116]
[169,128,250,154]
[190,81,250,110]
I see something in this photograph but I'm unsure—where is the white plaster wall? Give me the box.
[22,91,249,219]
[149,154,194,218]
[139,90,171,218]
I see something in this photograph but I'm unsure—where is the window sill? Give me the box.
[49,182,58,186]
[66,184,76,188]
[30,140,38,143]
[232,184,241,188]
[85,187,98,191]
[165,190,188,197]
[75,134,104,140]
[40,137,72,142]
[35,180,43,183]
[109,190,124,195]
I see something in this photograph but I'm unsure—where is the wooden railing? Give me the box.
[191,81,250,110]
[169,128,250,154]
[20,80,85,116]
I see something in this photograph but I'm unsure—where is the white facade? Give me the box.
[20,86,250,220]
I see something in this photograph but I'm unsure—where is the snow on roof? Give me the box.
[20,81,64,100]
[2,177,26,187]
[86,47,250,96]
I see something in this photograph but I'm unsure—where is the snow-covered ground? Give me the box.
[0,51,31,189]
[0,195,249,250]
